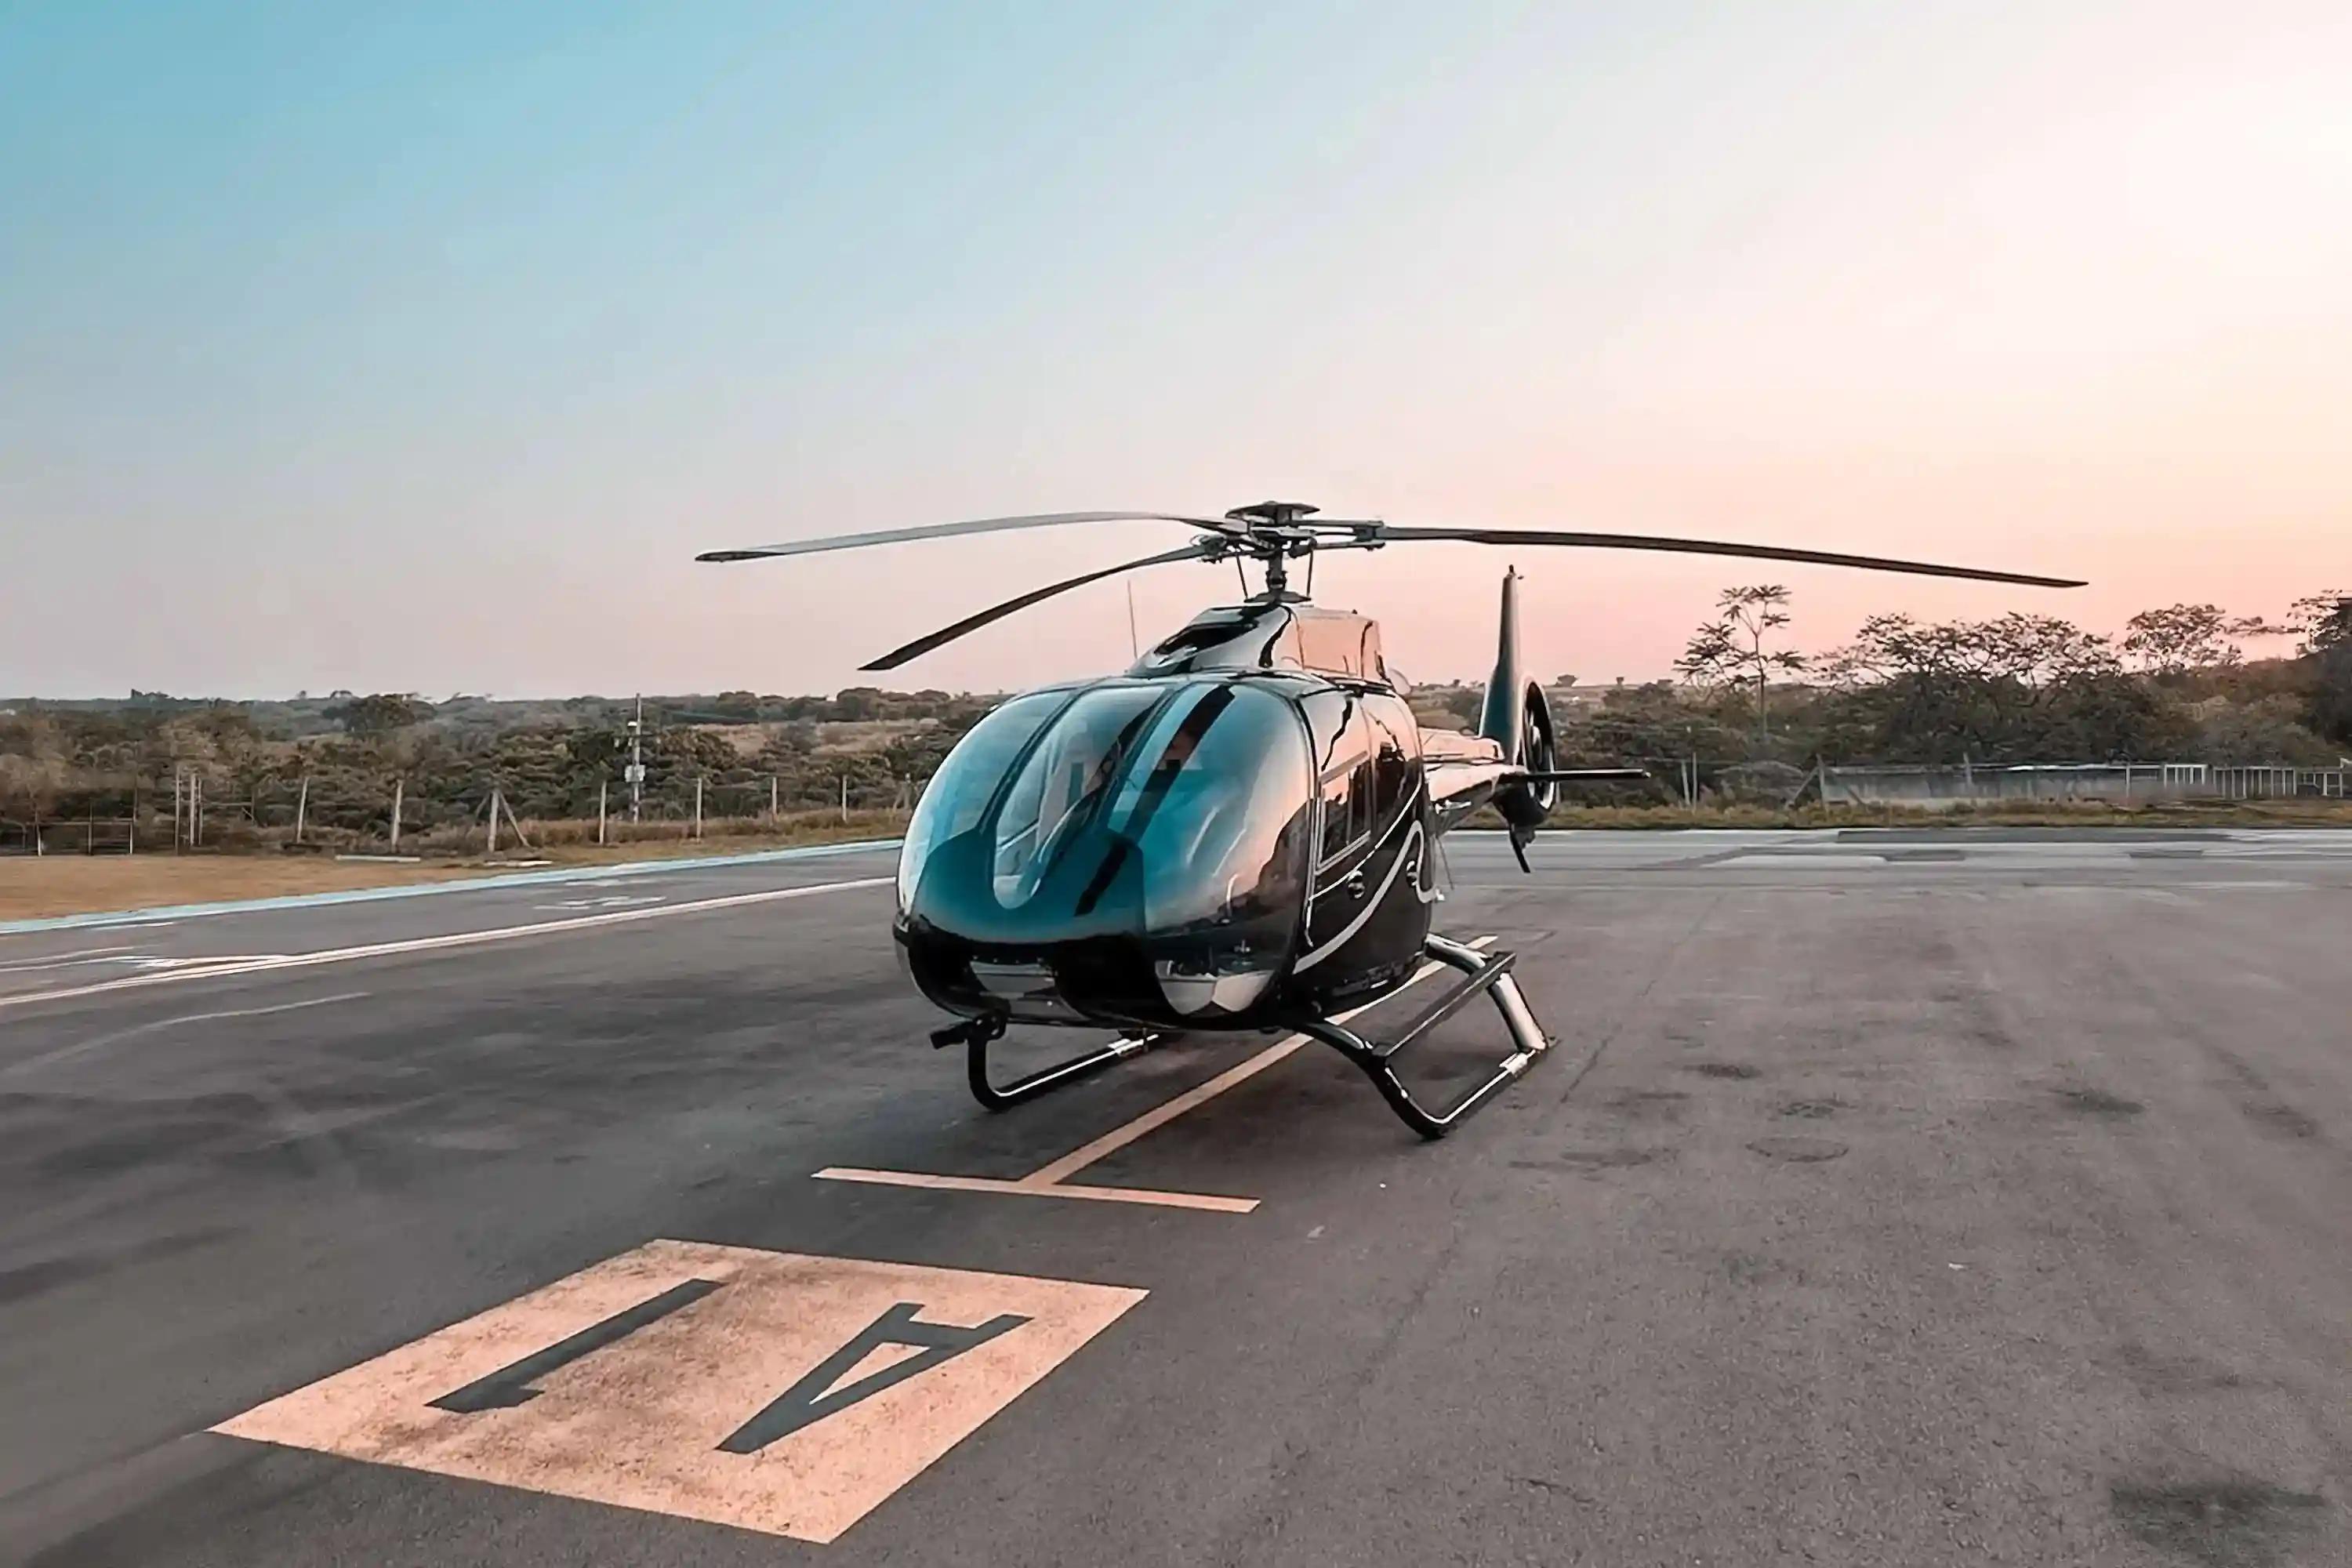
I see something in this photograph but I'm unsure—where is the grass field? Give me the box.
[0,812,909,923]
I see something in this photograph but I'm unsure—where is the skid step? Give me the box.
[1292,935,1553,1138]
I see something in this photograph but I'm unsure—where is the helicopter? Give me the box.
[701,502,2081,1137]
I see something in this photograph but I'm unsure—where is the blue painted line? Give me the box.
[0,840,904,935]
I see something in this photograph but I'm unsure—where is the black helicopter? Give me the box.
[702,502,2079,1136]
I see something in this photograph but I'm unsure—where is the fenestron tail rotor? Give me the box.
[698,502,2085,668]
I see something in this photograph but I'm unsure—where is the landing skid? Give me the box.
[937,932,1552,1138]
[1290,933,1552,1138]
[935,1014,1161,1111]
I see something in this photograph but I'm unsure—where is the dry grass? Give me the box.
[0,811,909,923]
[398,807,907,855]
[0,856,494,923]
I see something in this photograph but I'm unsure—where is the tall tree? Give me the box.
[1675,586,1806,738]
[2299,593,2352,746]
[2120,603,2268,675]
[1817,612,2177,763]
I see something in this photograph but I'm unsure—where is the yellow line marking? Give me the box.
[818,935,1497,1214]
[812,1167,1260,1213]
[1019,938,1492,1187]
[212,1240,1145,1543]
[0,878,892,1011]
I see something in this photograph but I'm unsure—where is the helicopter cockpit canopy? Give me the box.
[1128,601,1388,683]
[896,676,1316,1026]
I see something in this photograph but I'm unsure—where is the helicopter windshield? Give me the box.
[991,685,1165,906]
[898,679,1316,1008]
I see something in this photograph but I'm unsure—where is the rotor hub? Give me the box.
[1224,500,1320,528]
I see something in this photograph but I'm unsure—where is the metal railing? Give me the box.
[1820,762,2351,807]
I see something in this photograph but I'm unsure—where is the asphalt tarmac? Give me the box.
[4,829,2349,1566]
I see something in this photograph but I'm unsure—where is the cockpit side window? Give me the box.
[897,689,1073,913]
[1367,695,1418,822]
[1311,694,1377,868]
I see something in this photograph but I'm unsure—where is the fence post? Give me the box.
[840,773,848,823]
[597,779,608,845]
[487,787,501,855]
[769,775,778,819]
[501,791,532,851]
[693,775,704,840]
[172,769,182,851]
[294,775,310,844]
[390,778,404,851]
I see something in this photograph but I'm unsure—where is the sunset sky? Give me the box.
[5,2,2347,699]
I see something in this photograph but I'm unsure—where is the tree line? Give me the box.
[1640,588,2350,771]
[2,591,2346,837]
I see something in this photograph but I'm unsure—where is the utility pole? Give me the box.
[626,695,646,823]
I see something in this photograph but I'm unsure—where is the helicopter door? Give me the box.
[1303,693,1380,955]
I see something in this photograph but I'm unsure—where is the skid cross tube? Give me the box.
[964,1025,1158,1112]
[1292,934,1553,1138]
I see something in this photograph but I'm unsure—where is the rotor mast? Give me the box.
[1224,499,1327,601]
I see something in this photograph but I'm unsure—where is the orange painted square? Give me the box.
[213,1240,1146,1542]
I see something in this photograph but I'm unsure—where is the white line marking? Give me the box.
[0,877,893,1012]
[0,946,139,975]
[812,1167,1261,1213]
[4,991,372,1076]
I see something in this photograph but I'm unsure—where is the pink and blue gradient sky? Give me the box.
[3,2,2346,698]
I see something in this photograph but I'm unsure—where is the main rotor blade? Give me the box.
[699,510,1240,564]
[859,539,1220,671]
[1362,526,2084,588]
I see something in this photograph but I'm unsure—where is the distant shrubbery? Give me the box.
[4,592,2345,836]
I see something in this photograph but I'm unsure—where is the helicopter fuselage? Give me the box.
[893,601,1519,1036]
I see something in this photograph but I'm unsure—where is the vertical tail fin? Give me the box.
[1477,568,1525,755]
[1479,568,1556,863]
